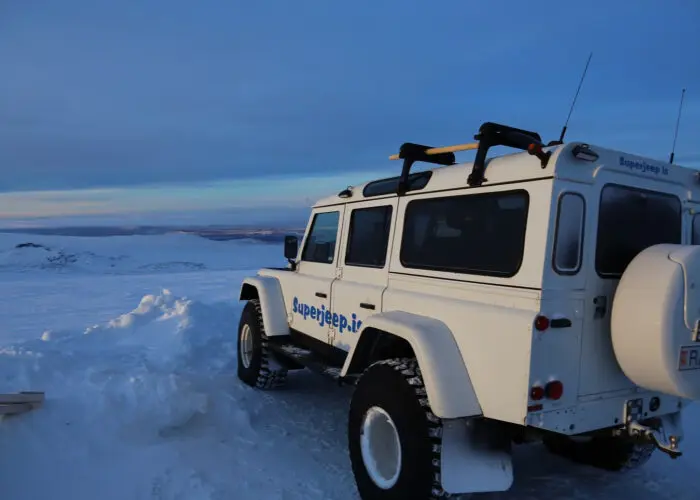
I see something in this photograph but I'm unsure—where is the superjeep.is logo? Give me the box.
[292,296,363,333]
[619,156,669,176]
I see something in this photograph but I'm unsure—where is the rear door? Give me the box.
[330,199,397,352]
[578,176,685,396]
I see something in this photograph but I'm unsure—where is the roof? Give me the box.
[313,142,700,208]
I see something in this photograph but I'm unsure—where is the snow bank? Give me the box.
[2,289,235,437]
[0,288,357,499]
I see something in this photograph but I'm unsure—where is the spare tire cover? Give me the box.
[611,243,700,400]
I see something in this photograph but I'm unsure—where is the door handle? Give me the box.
[360,303,375,310]
[315,292,327,299]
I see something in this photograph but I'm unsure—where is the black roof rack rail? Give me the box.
[389,121,553,192]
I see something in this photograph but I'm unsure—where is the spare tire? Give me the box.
[611,243,700,400]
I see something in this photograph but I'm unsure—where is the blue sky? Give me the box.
[1,0,699,225]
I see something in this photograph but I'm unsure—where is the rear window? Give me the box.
[595,184,681,277]
[400,190,529,277]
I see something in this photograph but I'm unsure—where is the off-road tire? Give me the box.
[348,357,449,500]
[543,433,656,471]
[237,299,288,389]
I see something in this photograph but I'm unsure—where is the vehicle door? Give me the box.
[578,176,686,396]
[330,199,397,352]
[286,206,345,345]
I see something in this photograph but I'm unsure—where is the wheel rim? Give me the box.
[360,406,402,489]
[240,324,254,369]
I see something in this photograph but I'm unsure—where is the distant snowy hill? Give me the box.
[0,232,284,274]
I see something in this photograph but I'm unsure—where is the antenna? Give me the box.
[669,88,686,164]
[555,52,593,145]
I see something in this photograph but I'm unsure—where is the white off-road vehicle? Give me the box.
[237,121,700,499]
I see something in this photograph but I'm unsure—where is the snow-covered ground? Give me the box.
[0,233,697,499]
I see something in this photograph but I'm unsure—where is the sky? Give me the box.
[1,0,699,226]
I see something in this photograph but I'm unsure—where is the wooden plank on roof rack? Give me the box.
[0,392,45,405]
[0,392,45,416]
[389,142,479,161]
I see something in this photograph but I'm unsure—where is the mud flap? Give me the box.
[440,418,513,494]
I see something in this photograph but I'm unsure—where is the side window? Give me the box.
[595,185,681,277]
[553,193,585,274]
[301,211,340,264]
[345,205,393,268]
[693,214,700,244]
[400,190,529,277]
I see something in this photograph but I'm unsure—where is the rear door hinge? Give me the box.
[335,266,343,279]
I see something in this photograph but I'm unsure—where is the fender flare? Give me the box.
[239,276,289,337]
[342,311,482,419]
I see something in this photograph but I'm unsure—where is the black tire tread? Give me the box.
[353,357,450,499]
[240,299,288,390]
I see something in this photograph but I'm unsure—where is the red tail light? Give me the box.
[545,381,564,400]
[530,386,545,400]
[534,315,550,331]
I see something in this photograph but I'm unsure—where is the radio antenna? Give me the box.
[669,88,686,164]
[556,52,592,144]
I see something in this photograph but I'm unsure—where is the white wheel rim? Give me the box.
[360,406,402,489]
[240,324,254,369]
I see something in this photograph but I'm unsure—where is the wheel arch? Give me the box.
[342,311,482,419]
[238,276,289,337]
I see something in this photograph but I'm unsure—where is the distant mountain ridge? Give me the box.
[0,225,306,242]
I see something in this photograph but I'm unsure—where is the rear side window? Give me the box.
[345,205,393,268]
[301,211,340,264]
[553,193,585,274]
[595,185,681,277]
[400,190,529,277]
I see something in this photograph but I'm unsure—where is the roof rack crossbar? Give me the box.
[388,122,553,191]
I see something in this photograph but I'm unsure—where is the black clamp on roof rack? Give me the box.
[394,143,456,195]
[389,121,552,192]
[468,122,551,187]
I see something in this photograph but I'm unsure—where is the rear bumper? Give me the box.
[525,390,691,436]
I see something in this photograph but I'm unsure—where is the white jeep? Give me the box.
[236,122,700,499]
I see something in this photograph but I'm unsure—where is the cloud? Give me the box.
[0,169,384,220]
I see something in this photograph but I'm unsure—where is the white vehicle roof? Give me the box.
[313,141,700,208]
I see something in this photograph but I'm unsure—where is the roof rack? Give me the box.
[389,121,553,191]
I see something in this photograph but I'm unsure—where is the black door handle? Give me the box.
[315,292,327,299]
[360,303,375,310]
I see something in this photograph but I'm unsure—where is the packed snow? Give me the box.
[0,233,697,499]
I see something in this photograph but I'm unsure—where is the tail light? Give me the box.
[545,381,564,400]
[530,381,564,403]
[530,386,545,400]
[534,315,550,331]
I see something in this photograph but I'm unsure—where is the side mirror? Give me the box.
[284,235,299,269]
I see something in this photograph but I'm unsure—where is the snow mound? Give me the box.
[3,290,238,435]
[0,287,357,499]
